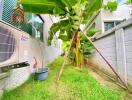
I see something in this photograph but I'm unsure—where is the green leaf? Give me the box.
[127,0,132,4]
[50,23,60,33]
[59,34,69,41]
[104,1,117,12]
[61,0,72,9]
[53,7,66,15]
[83,0,102,22]
[20,0,65,14]
[61,0,78,8]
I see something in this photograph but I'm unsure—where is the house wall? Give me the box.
[88,5,132,35]
[103,0,115,5]
[0,18,62,98]
[0,1,61,99]
[88,12,103,33]
[89,18,132,85]
[0,21,31,99]
[124,25,132,82]
[41,14,53,46]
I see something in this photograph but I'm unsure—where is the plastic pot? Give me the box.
[35,67,48,81]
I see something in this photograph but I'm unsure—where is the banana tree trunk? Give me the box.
[72,32,81,67]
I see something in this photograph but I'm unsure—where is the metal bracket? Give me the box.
[1,62,30,72]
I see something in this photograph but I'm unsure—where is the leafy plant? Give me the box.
[104,1,117,12]
[80,33,94,57]
[20,0,117,67]
[127,0,132,4]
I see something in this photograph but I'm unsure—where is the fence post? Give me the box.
[115,28,128,85]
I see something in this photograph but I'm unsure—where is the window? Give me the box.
[104,22,114,31]
[35,29,41,39]
[32,15,44,41]
[104,21,121,31]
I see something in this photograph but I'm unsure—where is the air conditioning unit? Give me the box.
[0,21,30,71]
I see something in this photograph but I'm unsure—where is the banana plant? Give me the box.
[20,0,103,67]
[127,0,132,4]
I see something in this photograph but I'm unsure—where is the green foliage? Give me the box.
[20,0,117,66]
[20,0,103,43]
[2,57,126,100]
[83,0,102,23]
[62,41,69,51]
[20,0,118,42]
[53,7,66,15]
[80,33,94,58]
[86,23,100,37]
[104,1,117,12]
[87,29,100,37]
[127,0,132,4]
[20,0,65,14]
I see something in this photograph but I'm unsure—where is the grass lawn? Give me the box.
[2,57,127,100]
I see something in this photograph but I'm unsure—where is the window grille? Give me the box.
[1,0,33,35]
[1,0,44,41]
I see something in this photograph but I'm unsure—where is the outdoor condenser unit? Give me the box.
[0,21,30,71]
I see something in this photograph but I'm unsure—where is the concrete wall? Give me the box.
[88,12,103,33]
[89,18,132,85]
[0,21,31,99]
[41,14,53,46]
[87,4,132,34]
[124,25,132,82]
[0,15,62,98]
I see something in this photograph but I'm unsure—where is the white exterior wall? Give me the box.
[91,33,117,76]
[41,14,53,46]
[103,0,116,5]
[124,25,132,82]
[89,4,132,34]
[0,14,62,98]
[5,67,30,90]
[90,18,132,85]
[0,22,31,97]
[43,46,62,65]
[93,12,103,33]
[102,5,132,20]
[102,5,132,32]
[94,33,117,70]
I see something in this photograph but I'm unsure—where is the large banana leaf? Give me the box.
[83,0,102,23]
[20,0,66,14]
[20,0,103,43]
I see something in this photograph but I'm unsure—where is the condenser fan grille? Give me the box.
[0,26,16,62]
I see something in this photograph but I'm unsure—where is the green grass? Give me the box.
[2,57,126,100]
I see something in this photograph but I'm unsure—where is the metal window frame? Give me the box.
[0,0,4,19]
